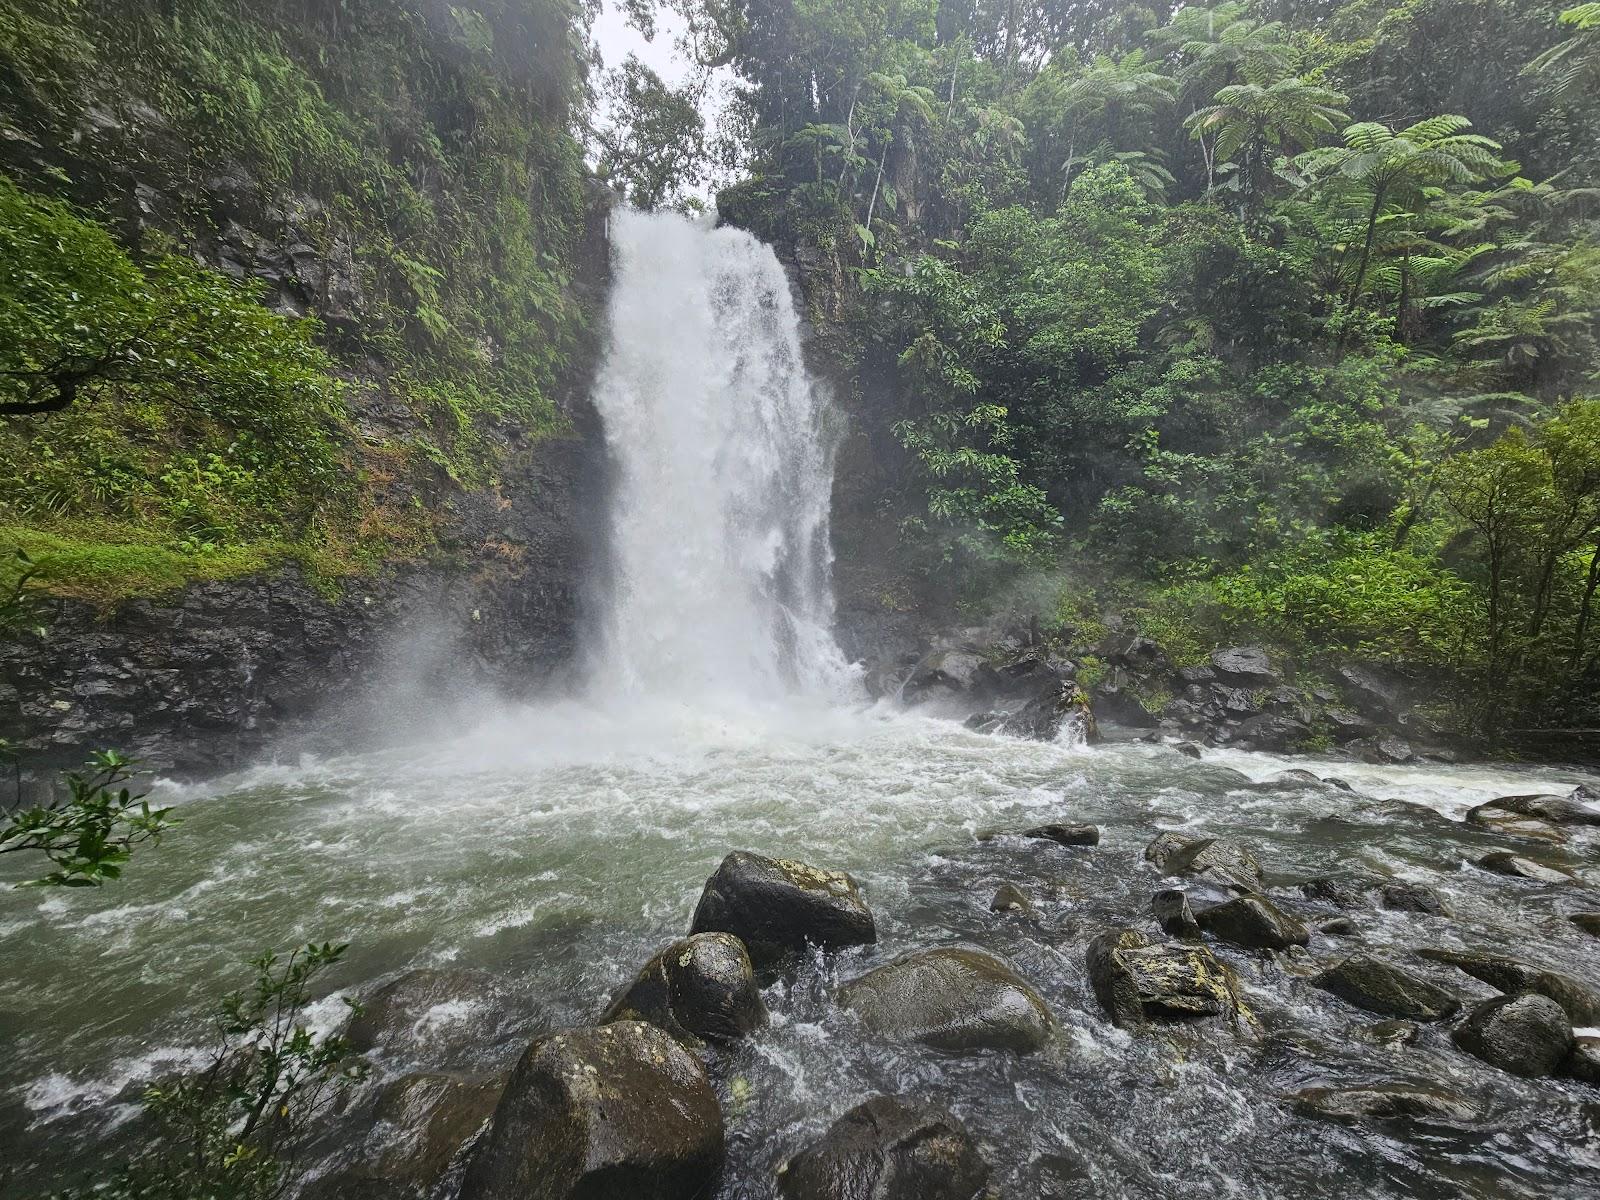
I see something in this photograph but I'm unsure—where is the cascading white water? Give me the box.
[587,209,855,703]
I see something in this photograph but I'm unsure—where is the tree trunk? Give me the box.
[865,138,891,232]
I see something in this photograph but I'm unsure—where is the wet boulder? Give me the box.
[1211,646,1278,686]
[1476,851,1573,884]
[1230,713,1311,752]
[989,883,1033,914]
[690,851,876,965]
[1380,881,1448,915]
[459,1021,724,1200]
[1416,949,1600,1024]
[346,969,519,1067]
[838,947,1054,1054]
[1152,890,1201,939]
[1299,877,1370,910]
[372,1072,501,1186]
[1564,1036,1600,1083]
[775,1096,989,1200]
[1145,833,1263,893]
[1023,823,1100,847]
[1320,917,1358,937]
[1291,1083,1484,1125]
[1174,741,1205,759]
[999,681,1099,743]
[1312,955,1459,1021]
[1196,895,1310,951]
[1453,993,1574,1078]
[1467,791,1600,828]
[600,933,766,1047]
[1086,929,1245,1029]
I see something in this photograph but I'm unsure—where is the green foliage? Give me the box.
[0,0,594,599]
[57,942,366,1200]
[0,750,172,886]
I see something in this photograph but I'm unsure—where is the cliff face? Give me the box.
[0,1,614,775]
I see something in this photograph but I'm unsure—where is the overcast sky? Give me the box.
[591,1,690,82]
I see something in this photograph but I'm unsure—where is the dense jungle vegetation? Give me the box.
[646,0,1600,733]
[0,0,594,602]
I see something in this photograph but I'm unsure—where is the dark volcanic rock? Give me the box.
[989,883,1032,914]
[998,681,1099,743]
[1291,1083,1484,1125]
[601,933,766,1046]
[1476,851,1574,884]
[1086,929,1244,1029]
[690,851,875,965]
[1380,881,1448,915]
[776,1096,989,1200]
[1152,889,1201,939]
[1196,895,1310,951]
[1416,949,1600,1024]
[459,1021,723,1200]
[1210,646,1278,686]
[838,947,1054,1054]
[1313,955,1460,1021]
[1023,823,1100,847]
[1453,994,1574,1078]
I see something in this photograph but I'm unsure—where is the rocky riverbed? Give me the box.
[2,706,1598,1198]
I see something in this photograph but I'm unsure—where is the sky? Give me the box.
[591,1,691,82]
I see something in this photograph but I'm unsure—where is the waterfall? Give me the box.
[587,209,854,704]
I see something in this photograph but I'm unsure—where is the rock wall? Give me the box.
[0,420,606,778]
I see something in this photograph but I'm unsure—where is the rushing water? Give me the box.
[588,209,853,703]
[3,214,1600,1198]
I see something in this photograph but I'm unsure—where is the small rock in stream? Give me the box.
[1174,741,1205,759]
[1152,889,1201,939]
[989,883,1033,914]
[1086,929,1245,1030]
[1312,954,1459,1021]
[1320,918,1358,937]
[1416,948,1600,1024]
[459,1021,723,1200]
[690,850,876,964]
[600,932,767,1047]
[1571,912,1600,937]
[1144,832,1263,893]
[1196,894,1310,951]
[1299,876,1370,909]
[1023,822,1100,847]
[1476,851,1574,884]
[838,947,1055,1054]
[1379,880,1449,915]
[775,1095,989,1200]
[1564,1036,1600,1083]
[1453,993,1574,1078]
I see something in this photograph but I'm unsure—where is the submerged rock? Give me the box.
[1196,894,1310,951]
[989,883,1033,914]
[601,932,767,1047]
[1453,994,1574,1078]
[1476,851,1574,884]
[345,968,516,1064]
[459,1021,723,1200]
[1571,912,1600,938]
[1379,881,1448,915]
[1312,955,1459,1021]
[1291,1083,1484,1125]
[1152,889,1201,939]
[1416,949,1600,1024]
[1086,929,1244,1029]
[775,1096,989,1200]
[1023,822,1100,847]
[690,851,876,964]
[838,947,1054,1054]
[1358,1020,1421,1049]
